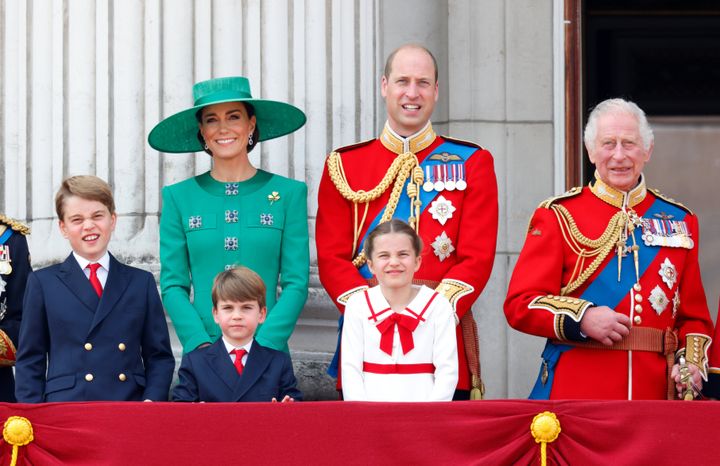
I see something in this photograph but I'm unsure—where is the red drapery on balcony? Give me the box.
[1,400,718,465]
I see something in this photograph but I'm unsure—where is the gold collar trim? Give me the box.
[589,172,647,209]
[379,121,436,154]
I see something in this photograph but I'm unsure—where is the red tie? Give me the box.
[87,263,103,297]
[233,348,248,375]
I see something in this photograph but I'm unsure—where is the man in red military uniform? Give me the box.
[316,44,498,399]
[505,98,713,400]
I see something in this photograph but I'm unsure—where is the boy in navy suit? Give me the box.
[15,175,174,402]
[172,267,302,402]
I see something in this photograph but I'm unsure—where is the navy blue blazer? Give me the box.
[172,339,302,402]
[15,253,175,402]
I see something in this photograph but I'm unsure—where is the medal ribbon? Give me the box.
[357,141,477,278]
[579,197,687,309]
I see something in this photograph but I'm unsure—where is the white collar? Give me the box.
[365,285,436,325]
[73,251,111,272]
[221,337,253,355]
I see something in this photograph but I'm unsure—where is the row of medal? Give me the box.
[640,217,694,249]
[0,245,11,275]
[422,163,467,192]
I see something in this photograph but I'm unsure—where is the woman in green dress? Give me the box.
[148,76,308,352]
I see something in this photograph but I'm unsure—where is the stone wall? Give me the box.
[1,0,561,399]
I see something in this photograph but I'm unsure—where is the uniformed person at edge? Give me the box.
[504,98,714,400]
[0,215,31,402]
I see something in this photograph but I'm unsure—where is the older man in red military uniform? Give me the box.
[316,44,498,399]
[505,98,713,400]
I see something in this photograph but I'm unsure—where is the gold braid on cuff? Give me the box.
[681,333,712,380]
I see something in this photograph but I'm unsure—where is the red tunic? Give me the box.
[316,123,498,390]
[504,176,713,399]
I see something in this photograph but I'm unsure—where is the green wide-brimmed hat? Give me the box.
[148,76,306,153]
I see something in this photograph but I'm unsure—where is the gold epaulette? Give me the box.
[440,135,483,150]
[538,186,583,209]
[0,215,30,235]
[330,138,375,155]
[650,189,693,215]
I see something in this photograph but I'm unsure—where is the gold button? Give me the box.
[635,295,643,303]
[633,316,642,325]
[118,343,126,351]
[84,343,93,351]
[85,374,94,382]
[634,304,642,313]
[118,373,127,382]
[633,283,642,292]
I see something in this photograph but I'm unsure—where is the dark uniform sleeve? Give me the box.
[1,231,31,347]
[0,230,31,401]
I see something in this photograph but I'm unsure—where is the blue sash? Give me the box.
[529,197,688,399]
[0,228,12,245]
[357,141,477,278]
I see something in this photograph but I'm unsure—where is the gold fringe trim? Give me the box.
[0,215,30,235]
[326,151,422,264]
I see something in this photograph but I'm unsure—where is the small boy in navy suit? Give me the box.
[172,267,302,402]
[15,175,175,402]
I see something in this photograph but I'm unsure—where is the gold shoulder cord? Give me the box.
[326,151,423,267]
[551,204,625,295]
[0,215,30,235]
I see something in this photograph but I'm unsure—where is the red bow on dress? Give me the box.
[376,313,420,356]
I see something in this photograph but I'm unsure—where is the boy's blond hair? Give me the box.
[55,175,116,219]
[212,266,267,309]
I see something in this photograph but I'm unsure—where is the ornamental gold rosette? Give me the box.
[531,411,561,466]
[3,416,34,466]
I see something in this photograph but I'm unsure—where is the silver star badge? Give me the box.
[649,285,669,315]
[428,195,456,226]
[431,231,455,262]
[658,258,677,289]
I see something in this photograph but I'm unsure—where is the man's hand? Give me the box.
[271,395,294,403]
[579,306,631,346]
[671,362,703,398]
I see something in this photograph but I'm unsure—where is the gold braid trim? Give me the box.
[682,333,712,380]
[326,151,421,267]
[0,215,30,235]
[551,204,626,295]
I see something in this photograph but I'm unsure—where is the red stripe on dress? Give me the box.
[362,362,435,374]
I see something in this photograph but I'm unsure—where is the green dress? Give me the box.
[160,170,309,352]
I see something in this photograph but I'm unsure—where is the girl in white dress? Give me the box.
[341,219,458,401]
